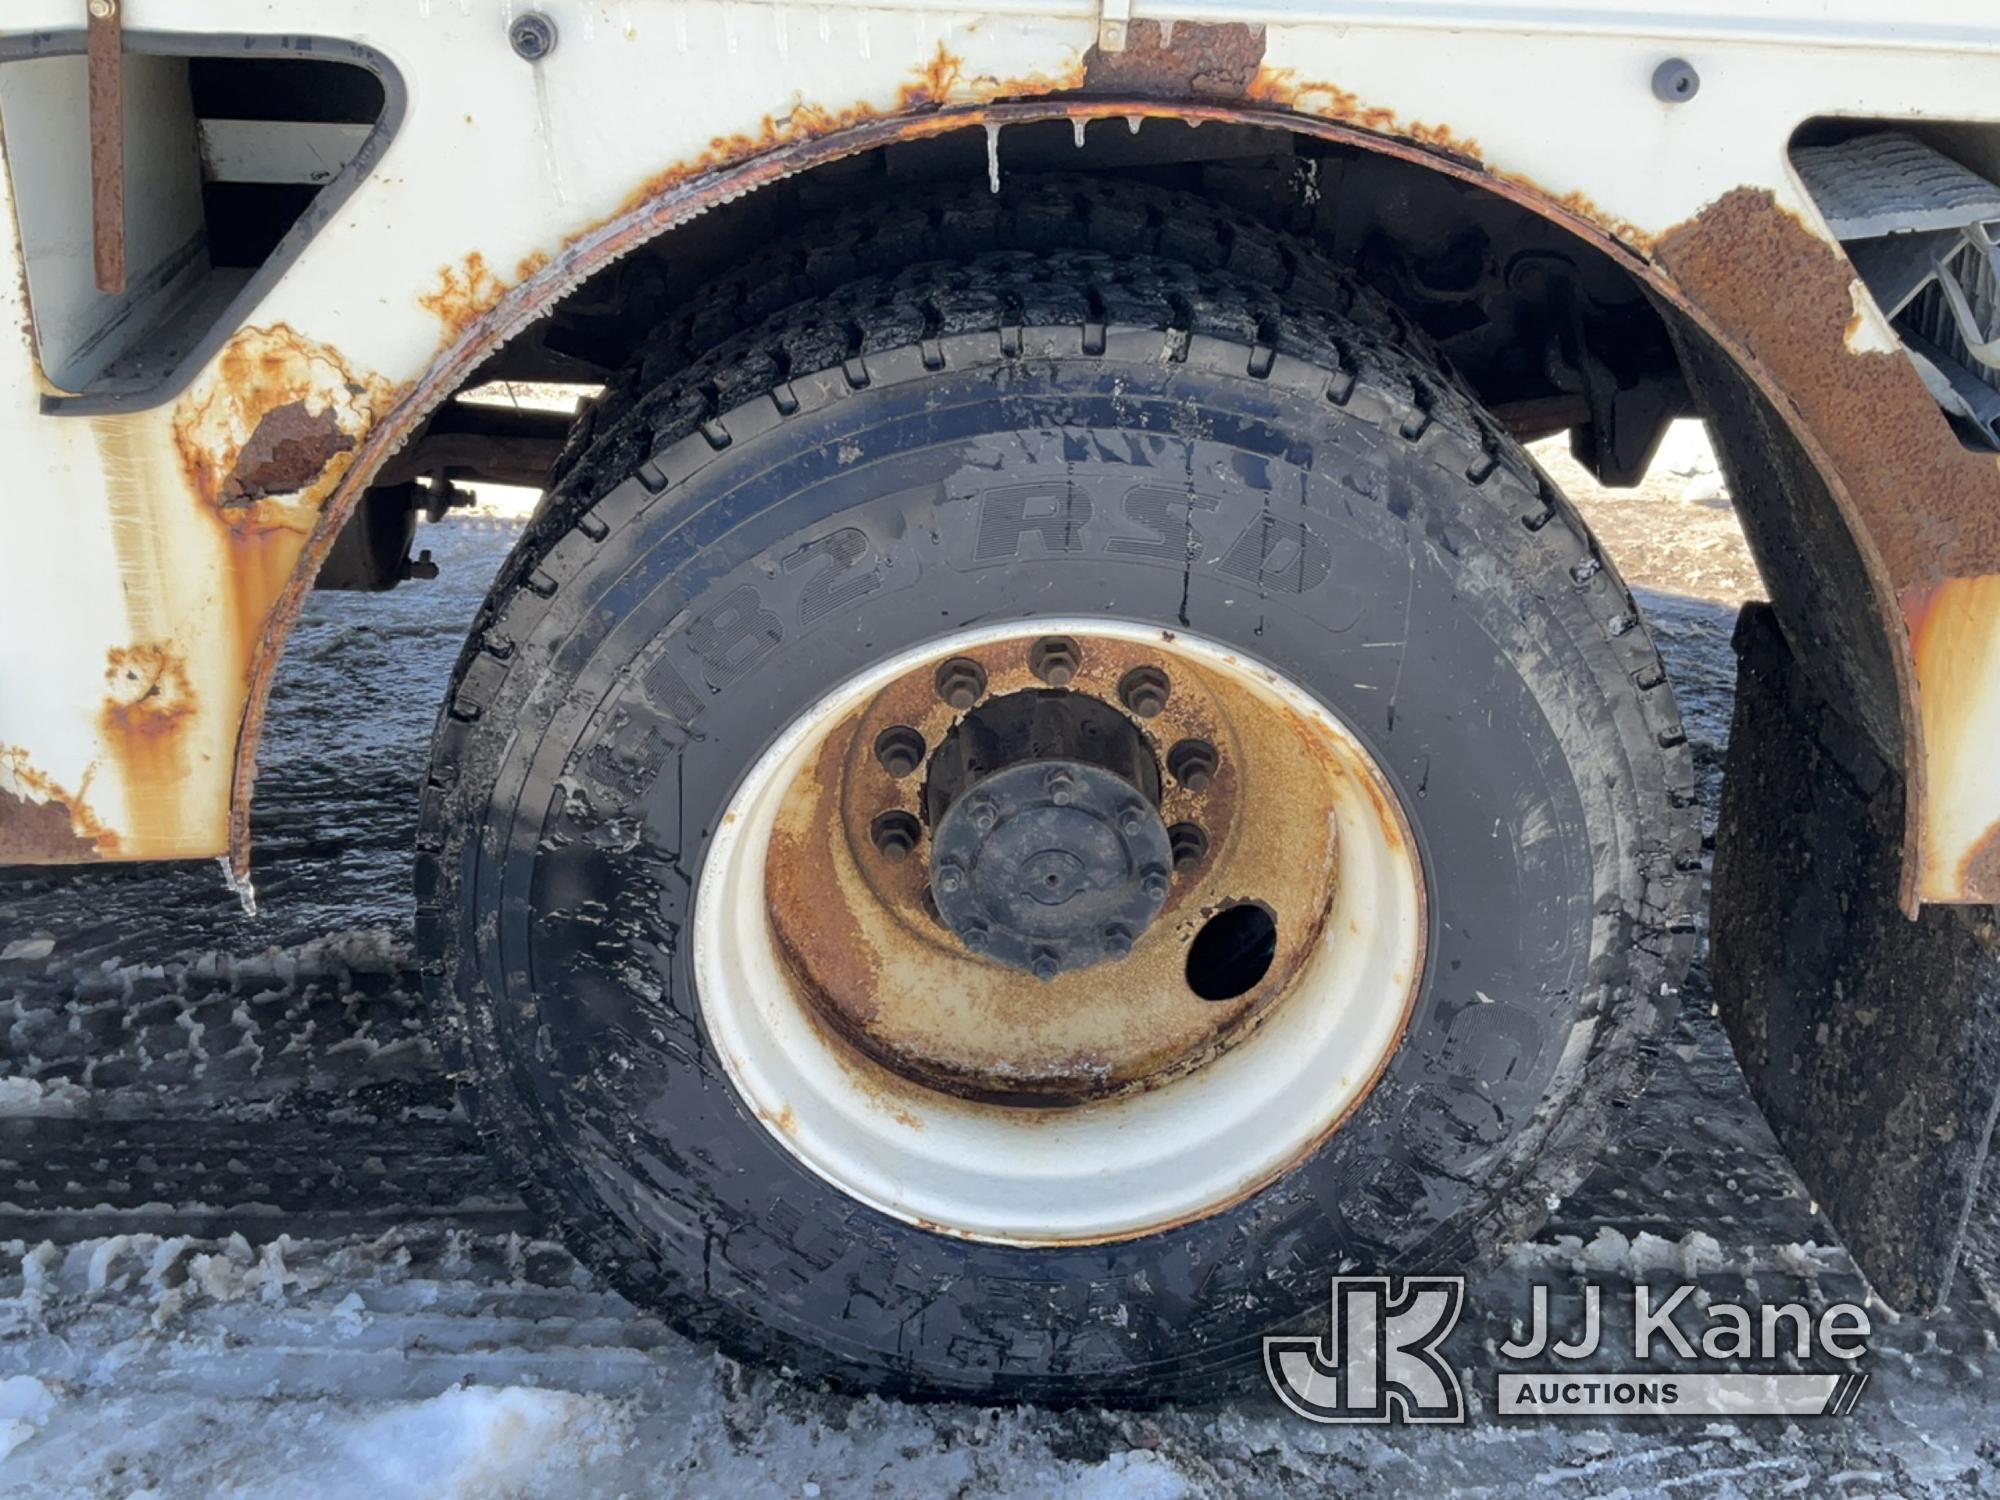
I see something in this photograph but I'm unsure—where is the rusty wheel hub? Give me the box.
[769,628,1351,1105]
[695,620,1426,1244]
[926,689,1173,978]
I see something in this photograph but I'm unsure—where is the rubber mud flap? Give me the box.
[417,178,1697,1402]
[1713,603,2000,1312]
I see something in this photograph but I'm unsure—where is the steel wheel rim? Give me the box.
[694,619,1427,1245]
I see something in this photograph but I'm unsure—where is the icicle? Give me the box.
[1125,114,1143,136]
[1072,116,1088,150]
[218,857,258,919]
[1298,156,1323,207]
[985,122,1003,194]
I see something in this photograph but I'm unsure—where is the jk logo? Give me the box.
[1264,1276,1467,1424]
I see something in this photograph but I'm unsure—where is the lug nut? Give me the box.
[874,725,926,778]
[1140,865,1172,901]
[870,810,921,862]
[962,922,990,952]
[1029,636,1082,687]
[1045,767,1077,806]
[1118,665,1171,718]
[1167,738,1219,791]
[967,797,999,832]
[1168,822,1210,873]
[934,859,966,894]
[1031,948,1062,983]
[935,657,987,710]
[1117,802,1148,837]
[1103,924,1134,958]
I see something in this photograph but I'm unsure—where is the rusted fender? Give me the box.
[1654,191,2000,906]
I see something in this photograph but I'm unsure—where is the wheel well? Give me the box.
[366,117,1689,522]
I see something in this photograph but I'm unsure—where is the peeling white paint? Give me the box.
[1844,278,1902,355]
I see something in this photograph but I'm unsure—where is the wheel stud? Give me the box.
[1102,924,1134,959]
[1167,738,1219,791]
[935,657,987,710]
[1117,801,1147,836]
[967,797,999,831]
[1031,948,1062,983]
[935,859,966,894]
[874,725,926,778]
[1044,767,1077,806]
[1168,822,1210,873]
[1029,636,1081,686]
[1140,864,1172,901]
[870,810,921,862]
[1118,665,1171,718]
[962,922,990,952]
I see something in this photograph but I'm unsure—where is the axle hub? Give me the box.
[925,690,1171,976]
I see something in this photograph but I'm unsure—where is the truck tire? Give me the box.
[417,179,1697,1404]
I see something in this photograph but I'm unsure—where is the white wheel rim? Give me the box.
[694,620,1426,1246]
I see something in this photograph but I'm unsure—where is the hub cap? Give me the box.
[926,691,1174,976]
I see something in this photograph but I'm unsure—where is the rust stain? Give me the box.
[1502,181,1654,257]
[1345,755,1406,856]
[767,729,887,1029]
[1079,22,1265,99]
[98,643,199,852]
[176,324,388,531]
[101,643,197,739]
[0,745,118,858]
[598,44,1082,232]
[172,322,392,680]
[164,323,392,873]
[1906,573,2000,900]
[8,248,36,353]
[1958,822,2000,901]
[1243,66,1656,251]
[417,43,1052,343]
[1249,69,1481,166]
[419,251,511,341]
[912,41,968,107]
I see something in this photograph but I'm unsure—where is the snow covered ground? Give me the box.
[5,437,2000,1497]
